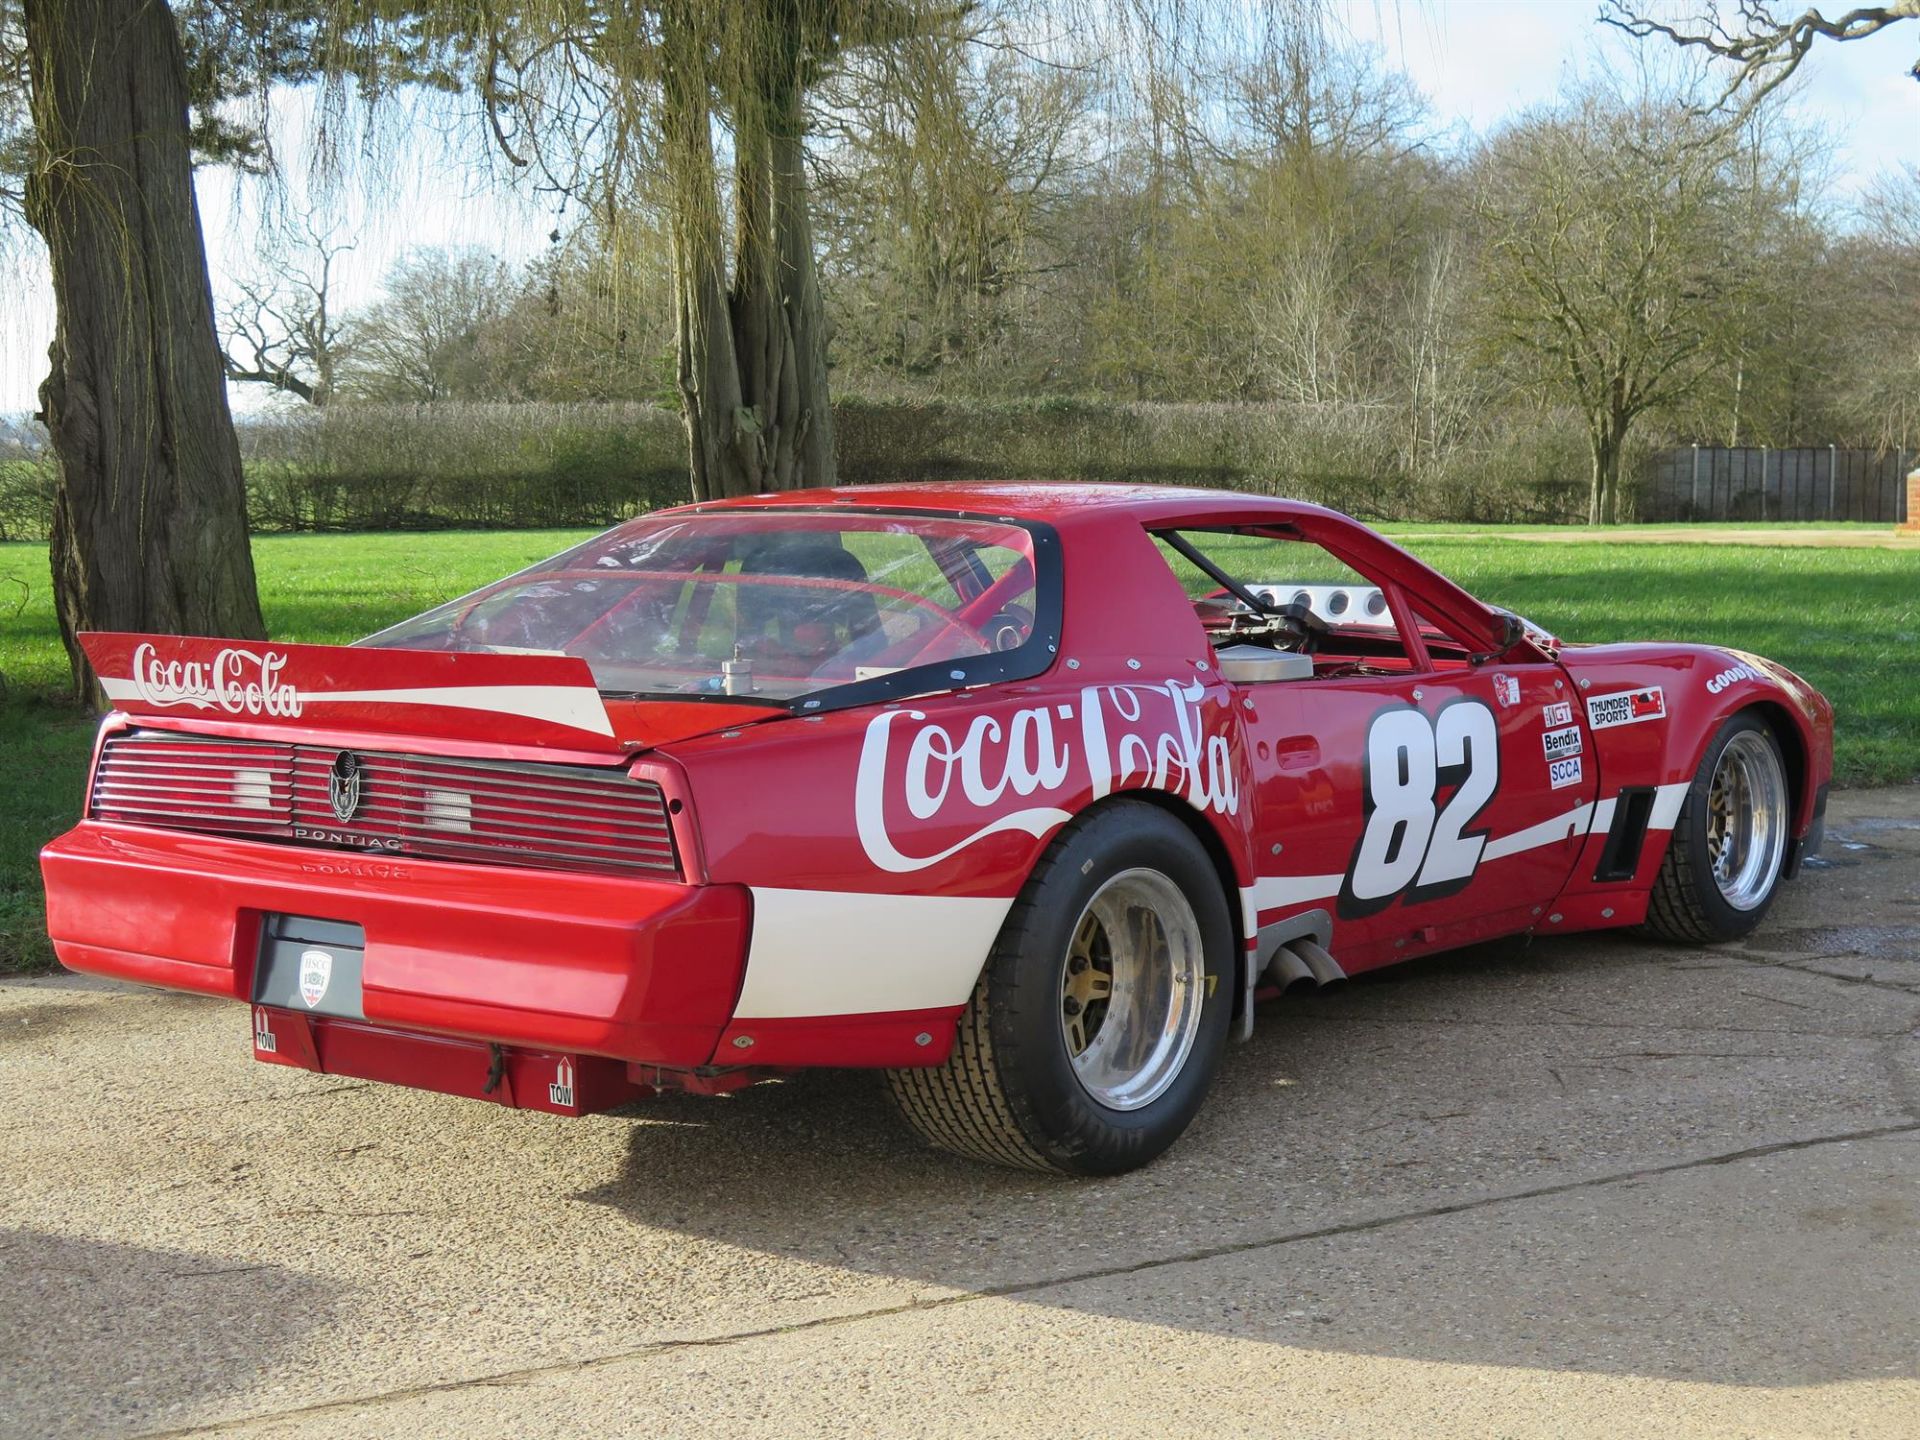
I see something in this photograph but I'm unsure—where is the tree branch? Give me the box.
[1602,2,1920,114]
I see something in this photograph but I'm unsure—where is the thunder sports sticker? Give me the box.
[1549,755,1584,789]
[1542,725,1583,761]
[1586,686,1666,730]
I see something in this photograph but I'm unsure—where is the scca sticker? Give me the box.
[1549,755,1583,790]
[1586,686,1665,730]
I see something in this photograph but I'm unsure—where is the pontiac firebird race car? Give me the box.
[42,484,1833,1174]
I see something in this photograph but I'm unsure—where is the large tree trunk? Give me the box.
[23,0,265,699]
[661,0,837,502]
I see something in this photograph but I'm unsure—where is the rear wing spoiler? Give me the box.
[81,633,622,754]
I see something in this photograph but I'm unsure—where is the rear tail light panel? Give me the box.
[90,729,681,879]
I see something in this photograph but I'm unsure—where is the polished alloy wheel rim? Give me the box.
[1059,869,1204,1111]
[1706,731,1789,911]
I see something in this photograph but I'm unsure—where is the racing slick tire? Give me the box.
[1639,710,1792,944]
[885,801,1235,1175]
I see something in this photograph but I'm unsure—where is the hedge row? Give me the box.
[0,398,1598,540]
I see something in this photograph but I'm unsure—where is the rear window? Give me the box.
[360,509,1057,705]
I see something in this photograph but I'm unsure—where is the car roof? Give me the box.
[652,481,1511,655]
[670,482,1334,527]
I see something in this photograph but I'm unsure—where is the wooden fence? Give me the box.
[1641,446,1912,523]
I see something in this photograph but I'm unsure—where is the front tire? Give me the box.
[886,802,1235,1175]
[1640,711,1792,944]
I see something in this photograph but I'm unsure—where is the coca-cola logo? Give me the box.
[856,680,1240,874]
[129,642,303,718]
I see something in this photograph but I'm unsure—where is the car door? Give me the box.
[1151,527,1597,974]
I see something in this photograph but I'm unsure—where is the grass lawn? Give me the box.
[1,524,1914,973]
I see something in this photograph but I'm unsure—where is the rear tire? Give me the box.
[1640,711,1792,944]
[885,802,1234,1175]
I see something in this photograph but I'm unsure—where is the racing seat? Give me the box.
[735,536,885,670]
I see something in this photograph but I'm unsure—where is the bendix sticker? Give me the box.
[1549,755,1584,790]
[1586,686,1666,730]
[1542,725,1583,761]
[1543,701,1573,727]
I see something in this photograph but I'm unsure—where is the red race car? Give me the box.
[42,485,1832,1174]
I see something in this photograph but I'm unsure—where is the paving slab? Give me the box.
[2,787,1916,1439]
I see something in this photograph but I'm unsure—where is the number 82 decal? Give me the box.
[1339,700,1499,919]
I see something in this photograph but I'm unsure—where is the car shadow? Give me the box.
[0,1228,335,1440]
[572,932,1919,1390]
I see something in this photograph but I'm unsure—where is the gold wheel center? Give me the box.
[1062,913,1117,1058]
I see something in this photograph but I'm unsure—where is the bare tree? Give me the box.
[1476,86,1756,523]
[344,247,518,402]
[467,3,973,498]
[1842,163,1920,449]
[1862,159,1920,238]
[814,18,1092,380]
[221,207,353,404]
[1603,2,1919,112]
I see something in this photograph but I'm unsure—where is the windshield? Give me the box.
[359,509,1052,704]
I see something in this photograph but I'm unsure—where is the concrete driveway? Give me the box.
[4,788,1917,1439]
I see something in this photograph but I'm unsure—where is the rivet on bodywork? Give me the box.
[1270,843,1283,855]
[1412,688,1424,700]
[1601,907,1615,919]
[1579,678,1591,689]
[732,1035,754,1049]
[1066,658,1081,670]
[1549,914,1563,924]
[914,1032,932,1046]
[1127,658,1142,670]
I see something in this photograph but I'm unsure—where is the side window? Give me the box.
[1149,529,1416,672]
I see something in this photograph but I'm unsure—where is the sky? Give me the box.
[1,0,1916,415]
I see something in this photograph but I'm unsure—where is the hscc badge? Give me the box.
[298,948,333,1008]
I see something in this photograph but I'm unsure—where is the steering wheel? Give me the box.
[1272,600,1332,654]
[982,604,1033,653]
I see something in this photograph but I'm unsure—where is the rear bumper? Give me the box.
[251,1006,653,1114]
[41,822,749,1066]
